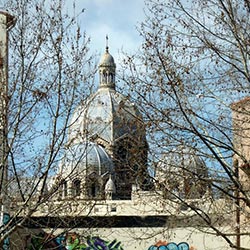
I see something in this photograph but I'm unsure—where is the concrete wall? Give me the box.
[10,226,242,250]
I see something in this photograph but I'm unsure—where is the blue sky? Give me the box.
[74,0,145,60]
[0,0,146,62]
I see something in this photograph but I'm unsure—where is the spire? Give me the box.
[106,34,109,53]
[98,36,116,90]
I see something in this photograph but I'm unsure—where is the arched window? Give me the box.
[88,182,99,198]
[91,183,96,197]
[63,181,67,198]
[72,179,81,197]
[103,71,107,83]
[109,73,112,82]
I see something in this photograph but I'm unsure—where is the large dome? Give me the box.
[156,146,209,198]
[69,88,144,144]
[61,141,114,178]
[68,44,145,145]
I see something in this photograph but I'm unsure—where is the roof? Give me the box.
[69,87,145,144]
[60,141,114,178]
[99,47,116,68]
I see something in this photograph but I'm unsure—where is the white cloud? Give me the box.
[76,0,145,57]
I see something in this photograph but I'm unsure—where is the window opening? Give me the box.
[73,179,81,197]
[63,181,67,197]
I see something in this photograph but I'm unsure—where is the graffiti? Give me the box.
[27,232,65,250]
[2,213,10,250]
[148,241,194,250]
[55,234,67,250]
[27,233,196,250]
[66,234,124,250]
[27,232,123,250]
[65,232,85,249]
[84,236,124,250]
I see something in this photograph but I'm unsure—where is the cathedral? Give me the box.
[1,10,250,250]
[57,43,151,201]
[10,43,237,250]
[51,41,210,202]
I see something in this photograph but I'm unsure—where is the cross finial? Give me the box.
[106,35,109,52]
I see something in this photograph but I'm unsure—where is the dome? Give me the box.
[105,175,116,193]
[68,44,146,145]
[65,44,149,199]
[98,46,116,89]
[61,141,114,178]
[156,146,209,198]
[99,48,116,68]
[69,88,145,144]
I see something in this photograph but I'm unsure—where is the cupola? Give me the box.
[98,36,116,89]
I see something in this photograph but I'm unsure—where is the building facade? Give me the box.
[10,45,250,250]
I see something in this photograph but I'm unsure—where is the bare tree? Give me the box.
[0,0,97,247]
[4,0,250,249]
[120,0,250,249]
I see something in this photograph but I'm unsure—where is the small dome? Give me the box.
[61,141,114,178]
[156,146,208,198]
[105,175,116,193]
[99,47,116,68]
